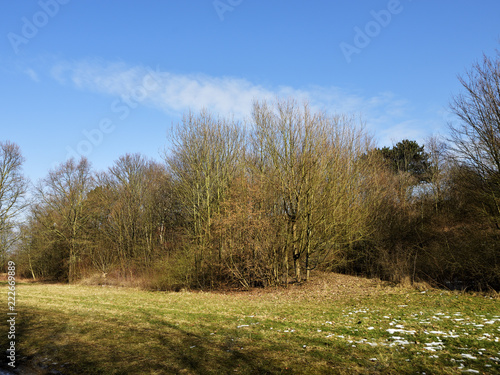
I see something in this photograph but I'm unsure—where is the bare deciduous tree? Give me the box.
[166,110,245,286]
[449,50,500,226]
[251,99,373,282]
[35,158,93,282]
[0,141,27,263]
[93,154,172,274]
[424,136,450,212]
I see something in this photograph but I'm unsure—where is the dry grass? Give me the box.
[1,272,499,374]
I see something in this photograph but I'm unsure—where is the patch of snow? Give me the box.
[461,354,477,360]
[424,342,444,351]
[387,328,416,335]
[389,338,412,346]
[429,331,446,335]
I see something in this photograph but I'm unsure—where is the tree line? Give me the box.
[2,51,499,291]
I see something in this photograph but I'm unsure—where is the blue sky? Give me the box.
[1,0,499,184]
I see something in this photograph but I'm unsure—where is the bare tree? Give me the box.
[105,154,171,271]
[424,136,451,212]
[107,154,150,270]
[165,110,245,286]
[35,158,93,282]
[0,141,28,263]
[449,50,500,226]
[251,99,373,282]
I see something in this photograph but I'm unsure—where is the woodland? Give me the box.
[1,51,499,292]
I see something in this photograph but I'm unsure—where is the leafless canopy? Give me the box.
[0,141,27,252]
[449,51,500,179]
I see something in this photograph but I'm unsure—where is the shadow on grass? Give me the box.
[10,306,288,375]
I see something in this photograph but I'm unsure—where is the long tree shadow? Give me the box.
[10,305,287,375]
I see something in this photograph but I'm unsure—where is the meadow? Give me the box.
[1,273,499,374]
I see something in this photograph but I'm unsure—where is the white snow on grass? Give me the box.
[424,341,444,351]
[387,328,416,335]
[301,306,499,371]
[461,353,477,360]
[389,339,413,346]
[428,330,447,335]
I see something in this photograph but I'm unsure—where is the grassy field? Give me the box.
[1,273,499,374]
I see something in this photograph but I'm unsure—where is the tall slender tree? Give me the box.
[0,141,27,265]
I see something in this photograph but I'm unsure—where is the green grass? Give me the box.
[1,273,499,374]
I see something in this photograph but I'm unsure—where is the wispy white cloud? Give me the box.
[0,58,41,82]
[24,68,40,82]
[377,120,429,147]
[48,58,414,143]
